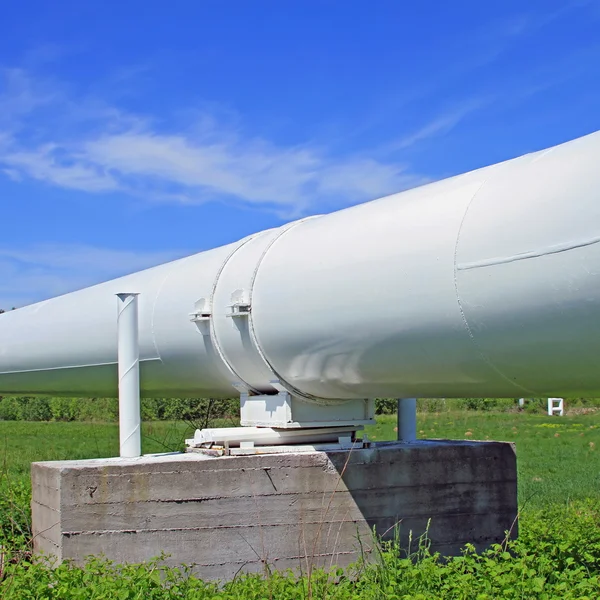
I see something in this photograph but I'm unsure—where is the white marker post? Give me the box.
[397,398,417,442]
[548,397,564,416]
[117,293,141,458]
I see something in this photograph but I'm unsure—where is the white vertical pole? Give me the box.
[117,293,141,458]
[397,398,417,442]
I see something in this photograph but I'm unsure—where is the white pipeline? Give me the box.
[1,131,600,403]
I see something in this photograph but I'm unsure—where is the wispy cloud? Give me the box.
[477,2,597,53]
[0,68,425,217]
[0,68,58,127]
[0,243,187,308]
[2,144,119,192]
[386,100,488,152]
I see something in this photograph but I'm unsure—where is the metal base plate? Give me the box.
[186,425,364,449]
[186,437,372,457]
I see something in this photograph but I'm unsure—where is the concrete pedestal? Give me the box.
[32,440,517,581]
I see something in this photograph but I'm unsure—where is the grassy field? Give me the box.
[2,411,600,598]
[2,410,599,508]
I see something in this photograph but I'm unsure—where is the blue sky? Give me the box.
[1,0,599,308]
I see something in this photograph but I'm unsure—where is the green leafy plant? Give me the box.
[3,506,600,598]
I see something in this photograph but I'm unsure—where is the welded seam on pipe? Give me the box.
[453,178,539,397]
[120,425,140,446]
[119,363,137,378]
[207,232,267,393]
[149,261,188,361]
[457,235,600,271]
[246,215,327,402]
[0,358,162,376]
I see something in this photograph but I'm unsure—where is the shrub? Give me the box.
[378,397,519,414]
[374,398,397,415]
[0,397,54,421]
[418,398,448,413]
[461,397,496,411]
[76,397,119,422]
[48,397,81,421]
[523,397,552,414]
[0,478,31,552]
[0,397,20,420]
[162,397,239,429]
[141,398,168,421]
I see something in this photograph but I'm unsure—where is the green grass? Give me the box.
[2,412,600,597]
[0,420,193,483]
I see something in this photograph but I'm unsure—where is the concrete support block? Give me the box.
[32,440,517,581]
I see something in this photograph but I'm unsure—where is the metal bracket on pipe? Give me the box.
[189,297,212,335]
[240,391,375,429]
[226,302,251,317]
[190,311,212,322]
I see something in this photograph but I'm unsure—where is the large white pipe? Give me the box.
[1,131,600,402]
[117,293,141,458]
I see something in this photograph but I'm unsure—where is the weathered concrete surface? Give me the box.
[32,440,517,580]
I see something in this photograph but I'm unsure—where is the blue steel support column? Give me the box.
[397,398,417,442]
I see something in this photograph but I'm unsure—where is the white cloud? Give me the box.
[82,131,424,214]
[2,144,118,192]
[0,243,187,308]
[0,68,58,127]
[315,158,424,197]
[0,68,427,216]
[389,100,487,151]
